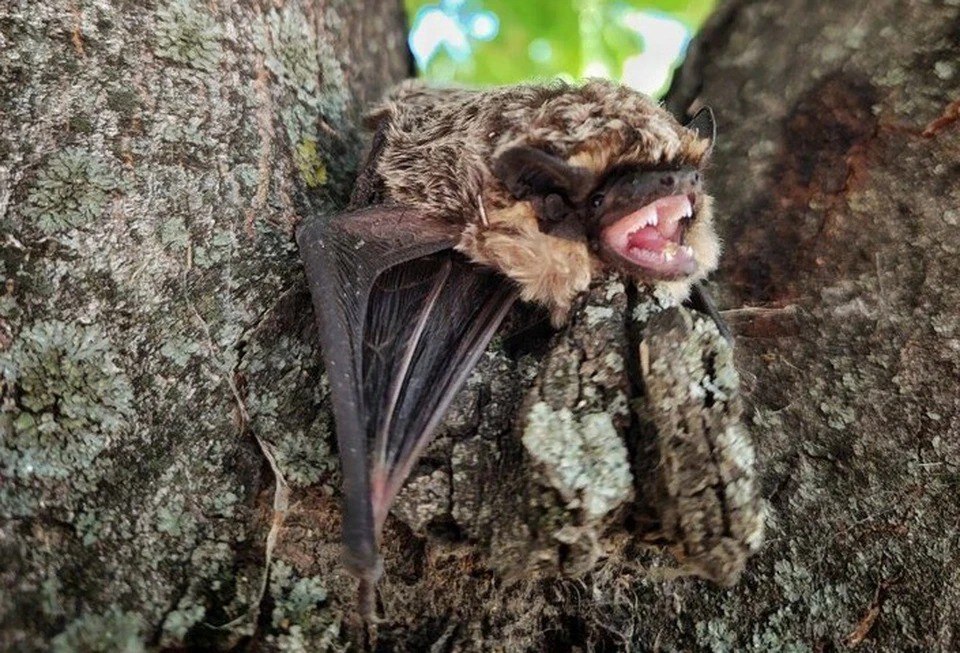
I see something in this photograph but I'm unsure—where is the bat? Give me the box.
[296,80,720,619]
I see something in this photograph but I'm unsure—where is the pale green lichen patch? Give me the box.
[256,3,352,190]
[159,603,205,644]
[155,0,223,72]
[159,215,189,249]
[0,0,408,648]
[158,335,202,367]
[156,499,196,538]
[156,540,260,648]
[248,390,336,486]
[242,330,337,488]
[695,618,739,653]
[193,229,237,269]
[522,401,632,521]
[159,114,213,147]
[393,469,451,533]
[261,3,348,128]
[259,6,324,145]
[0,321,133,482]
[584,304,614,326]
[632,284,680,324]
[267,560,342,653]
[22,149,119,234]
[51,606,145,653]
[271,420,336,487]
[819,400,857,429]
[773,560,813,602]
[263,8,321,97]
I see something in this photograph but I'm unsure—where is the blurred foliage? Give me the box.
[405,0,716,97]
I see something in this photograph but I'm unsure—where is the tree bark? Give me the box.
[0,1,408,650]
[3,0,959,651]
[659,0,960,650]
[368,1,960,648]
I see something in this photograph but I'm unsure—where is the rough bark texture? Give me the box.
[661,0,960,650]
[0,1,408,650]
[378,0,960,646]
[2,0,958,651]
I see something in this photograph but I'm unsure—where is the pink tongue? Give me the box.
[627,226,669,253]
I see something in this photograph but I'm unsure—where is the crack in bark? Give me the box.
[246,52,275,241]
[190,301,291,636]
[665,0,753,117]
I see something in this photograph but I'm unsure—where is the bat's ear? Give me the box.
[492,146,593,204]
[685,106,717,148]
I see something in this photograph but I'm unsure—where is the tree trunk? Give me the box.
[658,0,960,650]
[3,0,959,651]
[0,1,408,650]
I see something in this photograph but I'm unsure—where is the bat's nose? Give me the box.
[619,166,702,203]
[655,168,701,195]
[593,166,704,233]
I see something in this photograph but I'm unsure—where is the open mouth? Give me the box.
[600,194,697,278]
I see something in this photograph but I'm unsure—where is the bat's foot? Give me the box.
[358,577,384,624]
[344,553,385,622]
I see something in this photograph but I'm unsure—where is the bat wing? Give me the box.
[297,207,518,604]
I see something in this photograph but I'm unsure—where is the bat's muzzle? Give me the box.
[598,167,701,228]
[594,167,705,280]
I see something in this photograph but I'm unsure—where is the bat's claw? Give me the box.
[364,613,386,626]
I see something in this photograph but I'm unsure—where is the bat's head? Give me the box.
[490,103,718,300]
[580,111,717,297]
[457,81,718,322]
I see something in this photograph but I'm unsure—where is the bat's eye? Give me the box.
[590,193,604,208]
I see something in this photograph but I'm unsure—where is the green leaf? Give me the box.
[406,0,717,96]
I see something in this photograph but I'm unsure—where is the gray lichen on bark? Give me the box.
[383,277,761,621]
[1,0,407,650]
[662,0,960,651]
[637,305,763,586]
[4,0,958,649]
[374,0,960,644]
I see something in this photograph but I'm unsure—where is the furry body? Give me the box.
[297,80,725,618]
[363,80,719,320]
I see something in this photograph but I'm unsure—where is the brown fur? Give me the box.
[458,202,597,325]
[365,79,717,319]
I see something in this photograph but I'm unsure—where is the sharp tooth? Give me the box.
[649,214,658,227]
[663,251,674,262]
[683,246,694,256]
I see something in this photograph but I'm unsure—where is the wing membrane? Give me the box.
[364,255,517,528]
[297,208,517,613]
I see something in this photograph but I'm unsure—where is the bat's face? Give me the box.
[493,150,716,280]
[474,107,717,321]
[586,163,715,284]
